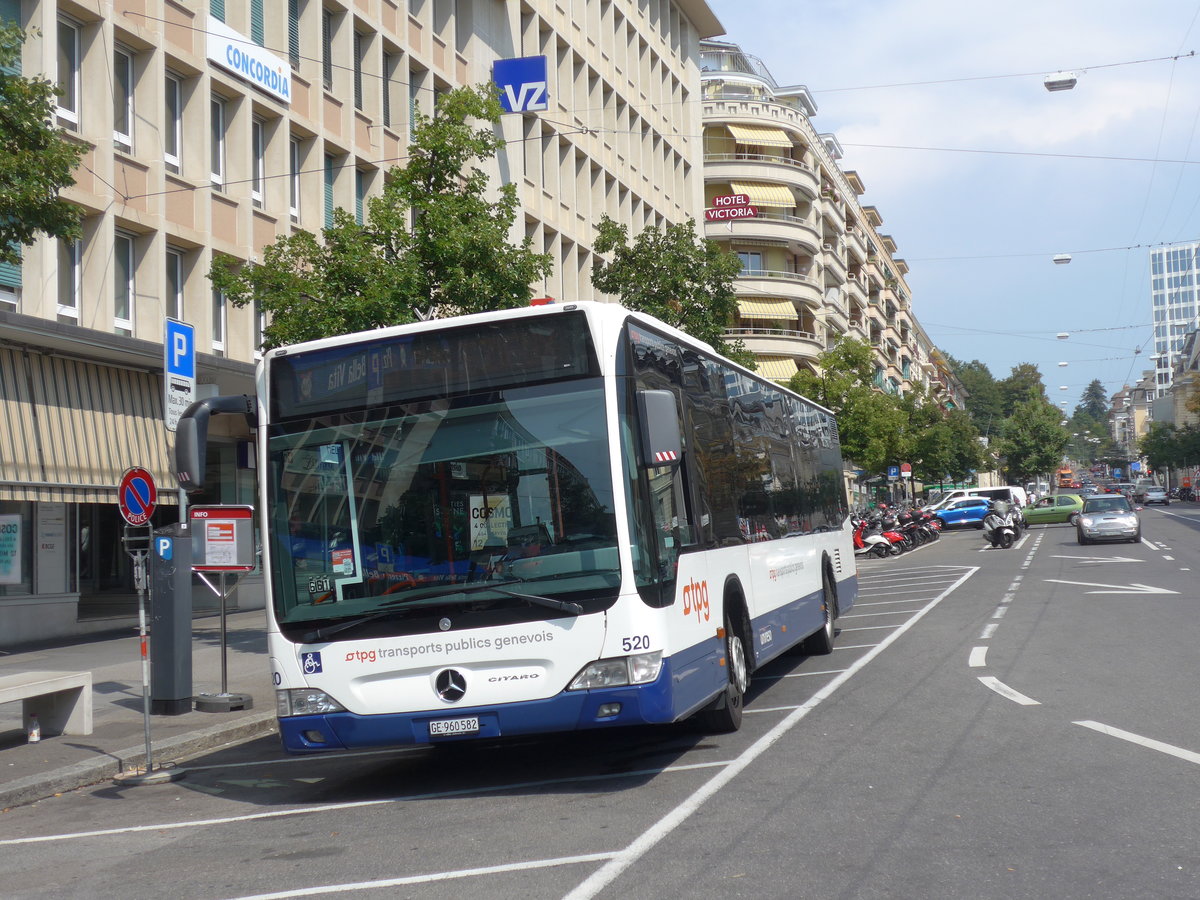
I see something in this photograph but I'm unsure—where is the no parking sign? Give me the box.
[118,467,157,526]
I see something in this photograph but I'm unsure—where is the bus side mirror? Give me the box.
[174,394,257,492]
[637,389,682,468]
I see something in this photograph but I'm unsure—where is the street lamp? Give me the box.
[1044,71,1079,92]
[1053,254,1072,264]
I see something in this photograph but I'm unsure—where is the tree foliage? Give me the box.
[1139,422,1200,473]
[1076,379,1109,421]
[210,84,553,348]
[0,24,85,264]
[947,355,1003,438]
[589,215,748,365]
[998,395,1070,483]
[998,362,1047,417]
[790,338,982,479]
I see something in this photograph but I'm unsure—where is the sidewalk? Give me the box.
[0,608,278,809]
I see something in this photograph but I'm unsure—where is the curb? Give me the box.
[0,710,278,810]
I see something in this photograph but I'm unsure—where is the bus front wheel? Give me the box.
[696,611,748,734]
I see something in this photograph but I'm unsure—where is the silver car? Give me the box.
[1077,496,1141,544]
[1142,487,1169,505]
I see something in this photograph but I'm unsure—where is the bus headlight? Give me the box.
[276,688,346,717]
[568,651,663,690]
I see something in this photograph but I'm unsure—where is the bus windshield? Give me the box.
[266,378,620,636]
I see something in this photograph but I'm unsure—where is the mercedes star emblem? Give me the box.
[435,668,467,702]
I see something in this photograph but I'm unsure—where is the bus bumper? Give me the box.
[277,658,683,753]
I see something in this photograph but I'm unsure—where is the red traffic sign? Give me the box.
[900,462,912,478]
[118,467,157,526]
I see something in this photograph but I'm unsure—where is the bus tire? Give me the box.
[802,567,837,655]
[695,610,748,734]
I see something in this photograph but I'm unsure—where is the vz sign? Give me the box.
[493,56,549,113]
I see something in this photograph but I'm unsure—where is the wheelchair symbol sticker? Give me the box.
[302,651,323,674]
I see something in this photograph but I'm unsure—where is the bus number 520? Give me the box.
[622,635,650,652]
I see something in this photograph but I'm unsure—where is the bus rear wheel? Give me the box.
[696,611,748,734]
[802,570,837,655]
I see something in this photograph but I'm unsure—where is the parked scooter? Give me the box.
[852,515,893,558]
[982,500,1019,549]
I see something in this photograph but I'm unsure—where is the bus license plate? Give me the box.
[429,716,480,737]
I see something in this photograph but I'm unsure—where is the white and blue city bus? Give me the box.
[175,302,857,752]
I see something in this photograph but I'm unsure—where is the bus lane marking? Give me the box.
[978,676,1041,706]
[562,566,979,900]
[1075,720,1200,767]
[0,761,733,847]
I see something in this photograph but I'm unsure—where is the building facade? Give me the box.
[697,39,926,398]
[0,0,722,646]
[1149,240,1200,397]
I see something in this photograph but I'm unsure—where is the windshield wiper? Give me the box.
[494,589,582,615]
[302,608,411,644]
[301,579,582,642]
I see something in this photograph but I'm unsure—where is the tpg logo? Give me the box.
[681,579,710,623]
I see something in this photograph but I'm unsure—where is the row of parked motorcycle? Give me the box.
[853,500,1024,557]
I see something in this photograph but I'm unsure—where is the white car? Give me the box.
[1077,496,1141,544]
[1142,487,1169,505]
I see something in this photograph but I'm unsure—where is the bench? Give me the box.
[0,671,93,737]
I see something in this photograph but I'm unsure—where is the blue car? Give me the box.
[934,497,990,529]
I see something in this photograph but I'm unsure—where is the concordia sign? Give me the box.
[207,16,291,105]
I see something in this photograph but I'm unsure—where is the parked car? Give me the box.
[1142,487,1169,505]
[1023,493,1084,525]
[1077,495,1141,544]
[934,497,991,529]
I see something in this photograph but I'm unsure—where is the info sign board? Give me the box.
[190,505,256,572]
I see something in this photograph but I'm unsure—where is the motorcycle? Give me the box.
[852,516,893,559]
[982,504,1019,549]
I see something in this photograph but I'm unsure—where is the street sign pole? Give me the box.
[113,469,183,786]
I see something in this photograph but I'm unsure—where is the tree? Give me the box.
[997,363,1047,417]
[1076,379,1109,421]
[0,24,85,263]
[210,84,553,348]
[908,407,985,485]
[947,356,1003,438]
[789,337,904,473]
[1139,422,1179,475]
[589,215,748,364]
[998,396,1069,483]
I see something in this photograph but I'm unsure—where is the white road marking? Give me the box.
[840,625,901,632]
[1075,720,1200,766]
[560,565,981,900]
[1163,555,1174,561]
[968,646,988,668]
[855,598,938,607]
[1050,555,1142,563]
[977,676,1040,706]
[992,606,1007,619]
[843,609,930,619]
[1044,579,1179,595]
[979,623,998,639]
[225,853,618,899]
[0,761,733,847]
[1141,538,1160,549]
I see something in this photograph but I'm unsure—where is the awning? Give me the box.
[730,181,794,207]
[0,347,176,503]
[755,356,799,382]
[726,123,792,148]
[737,298,796,320]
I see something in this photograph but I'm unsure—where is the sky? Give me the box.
[705,0,1200,407]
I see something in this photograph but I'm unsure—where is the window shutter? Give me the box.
[251,0,264,45]
[210,0,224,22]
[288,0,300,68]
[0,253,21,289]
[324,155,335,229]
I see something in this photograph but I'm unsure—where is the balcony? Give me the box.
[706,209,820,253]
[727,327,824,362]
[704,151,819,197]
[735,269,823,308]
[822,245,847,283]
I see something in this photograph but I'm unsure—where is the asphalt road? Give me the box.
[2,504,1198,900]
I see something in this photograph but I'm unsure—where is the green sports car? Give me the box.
[1023,493,1084,525]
